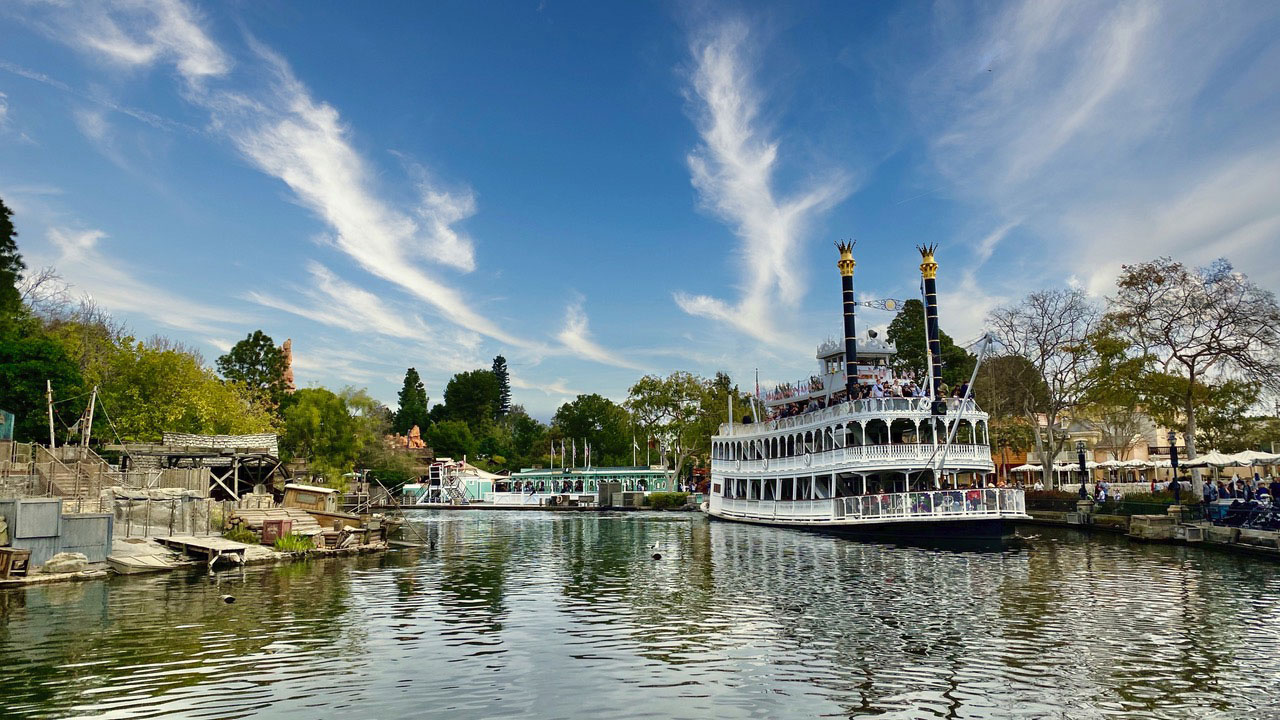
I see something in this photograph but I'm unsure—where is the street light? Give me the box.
[1168,430,1181,505]
[1076,440,1088,500]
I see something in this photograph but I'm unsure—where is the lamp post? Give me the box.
[998,437,1009,486]
[1168,430,1181,506]
[1076,440,1088,500]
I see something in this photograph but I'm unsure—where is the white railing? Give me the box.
[719,397,983,438]
[718,443,993,474]
[715,488,1026,523]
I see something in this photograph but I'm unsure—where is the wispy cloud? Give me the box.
[556,296,646,371]
[244,261,433,341]
[19,0,635,366]
[909,0,1280,294]
[675,20,851,344]
[46,226,253,335]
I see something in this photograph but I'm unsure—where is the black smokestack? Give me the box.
[836,241,857,398]
[918,244,944,400]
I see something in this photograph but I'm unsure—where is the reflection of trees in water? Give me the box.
[549,515,720,666]
[706,523,1040,717]
[432,515,516,635]
[0,560,360,716]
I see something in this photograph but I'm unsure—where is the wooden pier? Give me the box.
[154,536,249,569]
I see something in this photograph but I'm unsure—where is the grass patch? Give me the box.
[273,533,315,553]
[222,527,259,545]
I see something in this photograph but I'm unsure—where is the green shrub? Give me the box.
[222,526,259,545]
[647,492,689,510]
[273,533,314,553]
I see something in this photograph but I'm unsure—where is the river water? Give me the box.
[1,512,1278,719]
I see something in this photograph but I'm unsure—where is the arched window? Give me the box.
[804,431,814,453]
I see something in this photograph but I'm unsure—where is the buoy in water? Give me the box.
[221,595,236,604]
[652,552,662,560]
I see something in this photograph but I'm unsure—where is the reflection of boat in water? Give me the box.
[703,243,1028,543]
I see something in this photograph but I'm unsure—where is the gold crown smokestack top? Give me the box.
[836,240,857,397]
[917,244,944,402]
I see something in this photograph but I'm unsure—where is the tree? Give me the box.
[216,330,289,408]
[428,420,477,460]
[1079,330,1151,461]
[393,367,430,435]
[0,196,24,318]
[987,289,1102,489]
[886,299,976,389]
[1190,380,1259,454]
[442,369,501,432]
[1107,257,1280,494]
[626,372,709,479]
[553,393,631,466]
[492,355,511,417]
[0,333,84,442]
[100,339,277,442]
[281,387,360,483]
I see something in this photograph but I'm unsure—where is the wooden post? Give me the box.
[46,380,56,449]
[82,386,98,448]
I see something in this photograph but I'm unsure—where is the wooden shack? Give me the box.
[282,483,339,513]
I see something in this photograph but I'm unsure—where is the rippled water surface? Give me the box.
[2,511,1279,719]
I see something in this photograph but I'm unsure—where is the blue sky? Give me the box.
[2,1,1278,419]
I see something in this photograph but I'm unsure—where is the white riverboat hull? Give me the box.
[703,488,1029,544]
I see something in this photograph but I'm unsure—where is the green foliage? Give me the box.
[442,369,500,432]
[554,392,631,465]
[645,492,689,510]
[492,355,511,417]
[216,330,289,408]
[392,367,430,435]
[0,331,84,442]
[222,526,259,544]
[886,299,977,388]
[0,196,23,317]
[428,419,477,459]
[281,388,360,482]
[101,340,278,441]
[273,532,314,553]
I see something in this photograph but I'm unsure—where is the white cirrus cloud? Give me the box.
[20,0,638,366]
[906,0,1280,295]
[556,297,646,371]
[45,226,252,335]
[675,20,852,344]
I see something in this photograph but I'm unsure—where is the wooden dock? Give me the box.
[154,536,249,569]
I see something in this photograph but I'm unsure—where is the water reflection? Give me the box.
[1,512,1277,719]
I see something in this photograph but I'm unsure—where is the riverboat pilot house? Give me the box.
[704,243,1026,541]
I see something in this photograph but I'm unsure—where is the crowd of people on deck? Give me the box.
[766,375,971,421]
[1203,473,1280,504]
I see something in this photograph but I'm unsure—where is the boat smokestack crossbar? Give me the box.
[836,240,857,398]
[917,244,944,406]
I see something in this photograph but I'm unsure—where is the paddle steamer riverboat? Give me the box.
[703,244,1028,542]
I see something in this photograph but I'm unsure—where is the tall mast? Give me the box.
[918,245,944,400]
[836,241,858,397]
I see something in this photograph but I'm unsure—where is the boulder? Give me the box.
[41,552,89,574]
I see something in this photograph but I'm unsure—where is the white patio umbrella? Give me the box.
[1010,463,1041,472]
[1232,450,1280,466]
[1180,451,1246,468]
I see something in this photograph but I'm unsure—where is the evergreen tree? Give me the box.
[216,330,288,407]
[393,367,430,434]
[0,196,25,317]
[442,369,501,432]
[491,354,511,417]
[885,299,976,388]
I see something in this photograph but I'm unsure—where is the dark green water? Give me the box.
[1,512,1278,719]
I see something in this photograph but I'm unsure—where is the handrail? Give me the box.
[719,397,985,437]
[714,488,1026,522]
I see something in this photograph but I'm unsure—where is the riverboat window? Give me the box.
[762,479,775,501]
[781,477,794,501]
[749,478,761,500]
[713,482,721,496]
